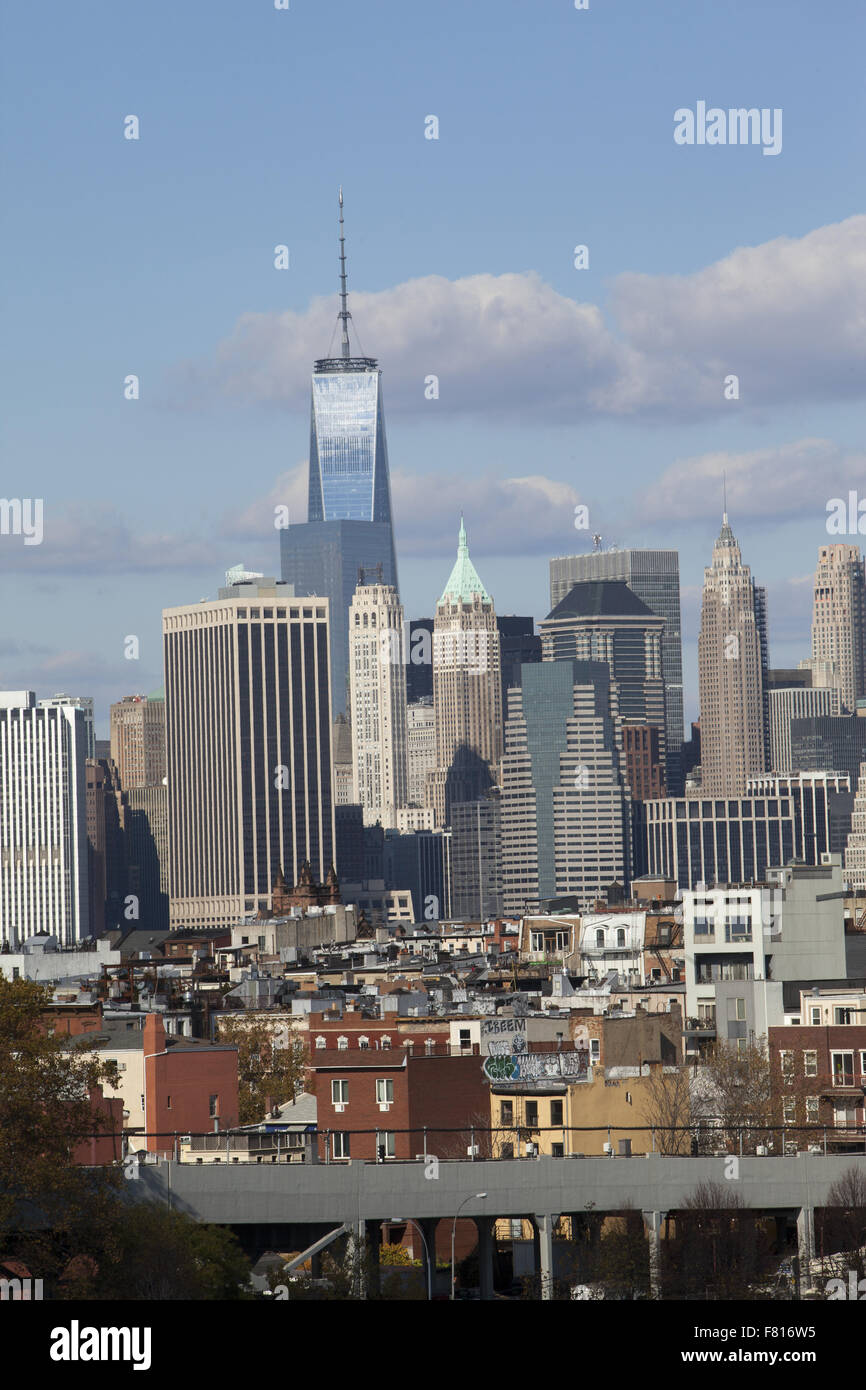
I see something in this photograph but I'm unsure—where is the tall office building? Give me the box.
[450,793,502,920]
[281,191,398,719]
[769,685,841,772]
[406,698,436,807]
[348,582,407,827]
[697,514,767,796]
[790,711,866,789]
[38,694,95,760]
[540,579,667,766]
[811,544,866,714]
[844,763,866,890]
[331,714,355,806]
[501,660,631,914]
[85,758,127,936]
[405,619,435,702]
[549,548,684,788]
[0,692,89,946]
[125,783,170,931]
[497,616,542,716]
[383,827,451,921]
[110,693,166,789]
[427,520,502,826]
[641,772,850,889]
[163,575,334,929]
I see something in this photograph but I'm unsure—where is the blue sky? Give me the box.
[1,0,864,732]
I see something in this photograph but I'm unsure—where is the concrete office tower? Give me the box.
[540,579,667,770]
[348,582,407,828]
[280,192,398,719]
[697,514,767,796]
[549,548,684,789]
[38,694,95,760]
[110,693,166,789]
[427,520,502,826]
[406,698,436,807]
[811,544,866,714]
[769,685,841,772]
[501,660,631,914]
[331,714,355,806]
[0,692,89,947]
[798,656,837,689]
[163,574,335,929]
[844,763,866,889]
[450,792,502,920]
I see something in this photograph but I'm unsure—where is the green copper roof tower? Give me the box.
[439,516,491,604]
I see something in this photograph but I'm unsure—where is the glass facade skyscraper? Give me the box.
[281,194,399,718]
[308,368,395,527]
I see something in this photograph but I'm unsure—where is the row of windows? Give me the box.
[780,1049,866,1080]
[331,1078,394,1106]
[331,1132,396,1159]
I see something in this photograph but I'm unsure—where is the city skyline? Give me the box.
[1,1,864,733]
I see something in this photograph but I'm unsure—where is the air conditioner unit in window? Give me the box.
[334,1103,346,1113]
[378,1102,391,1112]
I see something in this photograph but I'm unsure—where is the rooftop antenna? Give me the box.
[338,186,351,360]
[723,470,728,523]
[592,533,603,552]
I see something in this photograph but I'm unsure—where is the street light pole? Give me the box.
[388,1218,433,1300]
[450,1192,487,1300]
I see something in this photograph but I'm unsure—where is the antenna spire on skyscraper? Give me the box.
[338,185,351,360]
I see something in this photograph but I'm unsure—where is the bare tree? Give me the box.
[690,1040,778,1154]
[639,1065,692,1154]
[663,1180,776,1299]
[817,1166,866,1282]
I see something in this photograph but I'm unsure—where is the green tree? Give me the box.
[0,977,122,1278]
[215,1016,309,1124]
[66,1203,253,1300]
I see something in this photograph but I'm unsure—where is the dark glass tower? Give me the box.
[281,190,398,717]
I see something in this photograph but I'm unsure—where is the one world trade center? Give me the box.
[281,190,399,718]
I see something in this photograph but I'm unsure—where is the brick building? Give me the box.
[141,1013,240,1156]
[769,1023,866,1151]
[312,1048,489,1161]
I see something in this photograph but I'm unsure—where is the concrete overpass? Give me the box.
[128,1152,866,1298]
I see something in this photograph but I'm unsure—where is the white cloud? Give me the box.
[168,215,866,421]
[0,502,219,575]
[635,438,866,524]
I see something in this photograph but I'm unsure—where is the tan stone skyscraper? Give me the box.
[844,761,866,890]
[110,693,166,789]
[811,544,866,714]
[697,514,766,796]
[348,582,407,828]
[427,520,502,826]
